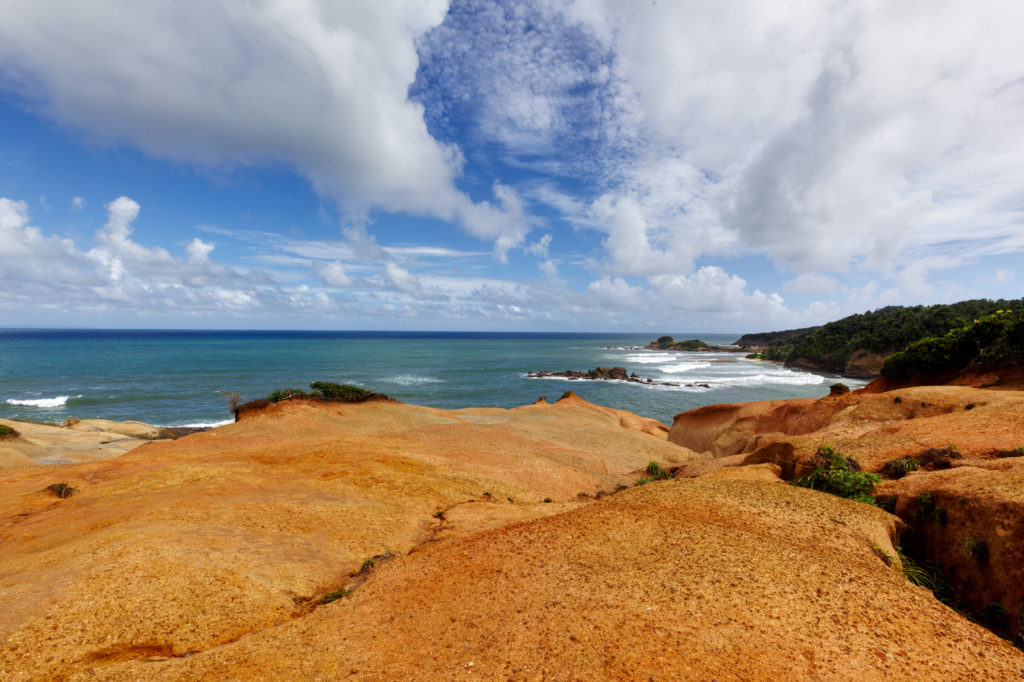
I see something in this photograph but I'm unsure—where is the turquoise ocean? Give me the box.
[0,330,863,429]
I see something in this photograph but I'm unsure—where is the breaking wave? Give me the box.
[165,419,234,429]
[5,395,81,408]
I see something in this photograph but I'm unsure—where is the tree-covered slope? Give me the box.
[743,299,1024,377]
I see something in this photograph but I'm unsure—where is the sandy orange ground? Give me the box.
[1,393,1022,680]
[0,395,691,679]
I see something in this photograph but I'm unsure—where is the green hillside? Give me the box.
[746,299,1024,375]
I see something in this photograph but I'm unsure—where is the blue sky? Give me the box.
[1,0,1023,332]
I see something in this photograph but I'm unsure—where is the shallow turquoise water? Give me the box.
[0,330,862,427]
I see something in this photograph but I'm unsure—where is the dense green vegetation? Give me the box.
[236,381,389,414]
[881,308,1024,381]
[792,445,880,505]
[0,424,17,438]
[653,336,709,350]
[750,299,1024,373]
[263,381,388,404]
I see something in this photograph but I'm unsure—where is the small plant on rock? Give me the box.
[963,537,988,562]
[793,445,880,505]
[319,587,350,604]
[882,457,921,479]
[45,483,78,499]
[645,461,672,481]
[896,550,938,591]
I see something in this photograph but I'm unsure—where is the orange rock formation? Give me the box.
[1,391,1022,679]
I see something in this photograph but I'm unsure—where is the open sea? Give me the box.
[0,330,863,428]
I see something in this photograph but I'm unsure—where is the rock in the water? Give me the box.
[829,382,850,396]
[527,366,684,387]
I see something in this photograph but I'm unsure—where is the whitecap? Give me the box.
[714,372,825,386]
[165,419,234,429]
[383,374,444,386]
[611,353,678,364]
[658,361,712,373]
[5,395,81,408]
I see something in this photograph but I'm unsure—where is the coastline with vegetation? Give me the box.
[2,300,1024,677]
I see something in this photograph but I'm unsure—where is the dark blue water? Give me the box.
[0,330,860,427]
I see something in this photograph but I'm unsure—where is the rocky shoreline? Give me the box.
[0,416,179,468]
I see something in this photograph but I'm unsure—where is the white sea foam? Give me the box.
[5,395,81,408]
[714,372,825,386]
[383,374,444,386]
[614,353,678,364]
[659,361,712,373]
[165,419,234,429]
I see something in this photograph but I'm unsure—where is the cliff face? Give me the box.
[1,394,1023,679]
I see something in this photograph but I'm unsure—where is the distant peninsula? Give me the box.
[653,298,1024,380]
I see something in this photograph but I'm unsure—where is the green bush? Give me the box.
[244,381,389,410]
[308,381,386,402]
[793,445,880,505]
[266,388,309,403]
[0,424,17,438]
[645,461,671,481]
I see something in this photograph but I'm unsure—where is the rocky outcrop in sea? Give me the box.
[527,365,711,388]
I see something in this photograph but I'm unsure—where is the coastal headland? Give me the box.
[2,381,1024,679]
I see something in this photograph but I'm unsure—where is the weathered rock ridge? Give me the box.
[0,417,171,468]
